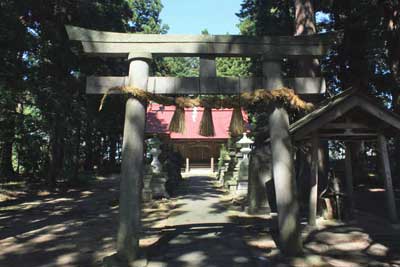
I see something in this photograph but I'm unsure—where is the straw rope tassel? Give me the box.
[169,106,185,133]
[229,107,246,136]
[199,107,215,137]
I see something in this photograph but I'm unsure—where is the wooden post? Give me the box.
[344,142,354,220]
[265,58,302,256]
[309,132,319,226]
[115,53,151,264]
[186,157,190,173]
[318,141,330,196]
[211,157,214,173]
[378,134,398,223]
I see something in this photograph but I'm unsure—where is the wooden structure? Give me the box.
[290,89,400,225]
[66,25,336,261]
[146,104,240,170]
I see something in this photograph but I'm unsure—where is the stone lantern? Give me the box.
[237,132,253,159]
[235,132,254,195]
[148,137,162,174]
[144,137,168,199]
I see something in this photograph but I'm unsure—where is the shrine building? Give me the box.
[146,103,247,168]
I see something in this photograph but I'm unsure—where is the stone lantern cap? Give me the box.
[147,137,161,148]
[237,132,254,147]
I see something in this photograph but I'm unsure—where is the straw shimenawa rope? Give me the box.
[99,86,313,111]
[99,86,314,136]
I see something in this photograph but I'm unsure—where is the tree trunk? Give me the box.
[84,130,94,172]
[294,0,320,77]
[109,133,117,172]
[71,120,81,183]
[331,2,370,90]
[0,116,16,180]
[385,3,400,177]
[0,141,14,180]
[47,120,65,187]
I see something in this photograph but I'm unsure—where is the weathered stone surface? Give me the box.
[87,76,326,95]
[264,58,302,256]
[269,107,302,256]
[117,98,146,262]
[248,144,272,214]
[116,55,150,263]
[150,173,169,199]
[66,25,336,57]
[142,173,153,202]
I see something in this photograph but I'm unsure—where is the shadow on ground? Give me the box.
[1,174,399,267]
[0,175,170,267]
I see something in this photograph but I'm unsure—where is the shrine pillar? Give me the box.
[264,58,303,256]
[112,53,152,266]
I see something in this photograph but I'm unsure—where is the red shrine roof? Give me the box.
[146,103,248,140]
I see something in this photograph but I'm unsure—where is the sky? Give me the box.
[160,0,242,35]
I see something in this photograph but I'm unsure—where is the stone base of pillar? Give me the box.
[246,205,271,215]
[227,180,238,194]
[235,156,249,196]
[151,173,169,199]
[217,163,228,184]
[103,253,147,267]
[142,174,153,202]
[142,190,153,202]
[223,172,233,188]
[236,181,248,196]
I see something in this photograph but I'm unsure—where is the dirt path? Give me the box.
[146,175,259,267]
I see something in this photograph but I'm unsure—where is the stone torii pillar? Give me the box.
[106,53,152,267]
[264,57,303,256]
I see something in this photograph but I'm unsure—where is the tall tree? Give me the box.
[0,0,32,179]
[293,0,320,77]
[238,0,294,36]
[0,0,168,186]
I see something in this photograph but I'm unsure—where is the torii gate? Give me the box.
[66,25,335,265]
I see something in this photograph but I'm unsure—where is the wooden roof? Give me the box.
[290,89,400,141]
[146,104,248,140]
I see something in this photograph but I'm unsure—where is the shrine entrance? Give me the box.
[66,25,335,265]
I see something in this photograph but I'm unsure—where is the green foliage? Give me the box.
[237,0,294,36]
[158,28,252,78]
[159,57,200,77]
[2,0,400,186]
[237,0,400,176]
[217,57,252,77]
[0,0,168,185]
[126,0,169,33]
